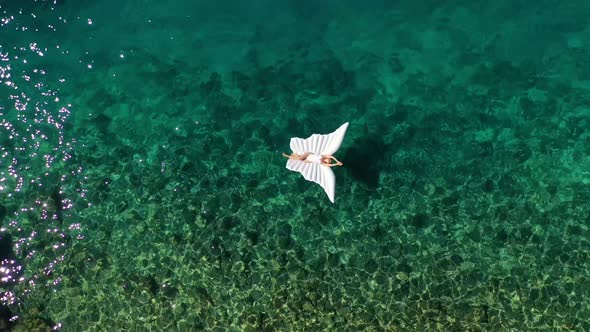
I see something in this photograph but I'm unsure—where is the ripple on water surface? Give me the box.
[0,1,86,327]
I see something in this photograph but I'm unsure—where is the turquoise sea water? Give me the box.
[1,0,590,331]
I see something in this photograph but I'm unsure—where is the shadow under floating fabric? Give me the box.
[343,134,388,190]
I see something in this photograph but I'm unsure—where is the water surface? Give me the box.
[1,0,590,331]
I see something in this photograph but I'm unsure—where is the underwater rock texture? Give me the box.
[1,0,590,331]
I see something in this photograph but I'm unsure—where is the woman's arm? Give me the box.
[321,155,343,166]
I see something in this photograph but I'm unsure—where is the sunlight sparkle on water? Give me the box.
[0,3,88,316]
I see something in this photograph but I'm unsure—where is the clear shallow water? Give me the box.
[1,0,590,331]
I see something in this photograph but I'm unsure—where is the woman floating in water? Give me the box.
[281,152,343,167]
[282,122,349,203]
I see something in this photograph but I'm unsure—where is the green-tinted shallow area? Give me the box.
[1,0,590,331]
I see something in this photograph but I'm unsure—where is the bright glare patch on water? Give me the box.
[0,0,86,322]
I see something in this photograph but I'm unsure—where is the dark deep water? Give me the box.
[1,0,590,331]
